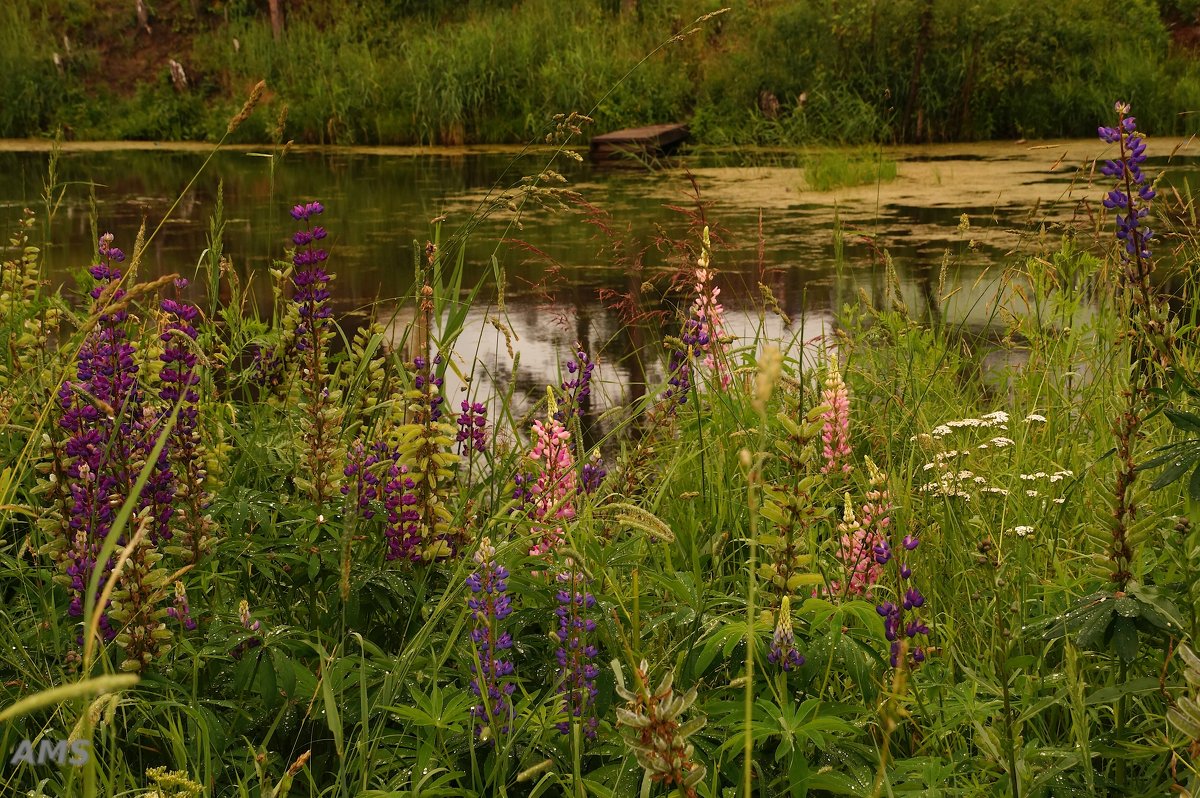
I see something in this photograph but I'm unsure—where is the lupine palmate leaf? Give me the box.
[1150,454,1195,490]
[1165,407,1200,434]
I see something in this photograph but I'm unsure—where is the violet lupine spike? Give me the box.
[381,450,421,561]
[865,459,928,668]
[554,569,599,740]
[291,209,332,349]
[819,356,852,476]
[150,278,205,545]
[159,277,217,563]
[456,400,488,455]
[57,235,144,643]
[466,537,516,739]
[555,346,595,422]
[289,202,346,505]
[1099,103,1155,265]
[580,450,607,495]
[341,440,381,520]
[413,354,447,421]
[767,596,805,671]
[662,319,703,410]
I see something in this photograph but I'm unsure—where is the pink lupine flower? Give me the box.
[860,458,893,552]
[527,412,576,557]
[830,495,883,597]
[689,226,733,389]
[820,357,852,476]
[691,266,732,390]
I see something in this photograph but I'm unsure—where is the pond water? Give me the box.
[0,137,1193,438]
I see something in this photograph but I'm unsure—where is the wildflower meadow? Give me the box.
[2,70,1200,798]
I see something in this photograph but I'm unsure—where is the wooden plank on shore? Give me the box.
[589,123,689,161]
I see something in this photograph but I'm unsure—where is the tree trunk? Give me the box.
[268,0,284,41]
[904,0,935,142]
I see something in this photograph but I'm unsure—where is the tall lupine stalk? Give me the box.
[1096,104,1177,590]
[158,278,215,564]
[866,459,928,668]
[289,201,345,504]
[381,450,420,562]
[456,400,488,456]
[555,345,595,424]
[761,389,827,606]
[0,210,41,348]
[339,321,390,439]
[387,248,459,562]
[108,511,174,671]
[466,537,515,739]
[525,392,577,558]
[387,350,459,561]
[556,346,607,495]
[690,226,732,389]
[38,234,196,669]
[0,209,61,416]
[45,235,143,644]
[613,659,707,797]
[830,494,884,597]
[819,354,852,477]
[661,322,699,411]
[553,567,599,740]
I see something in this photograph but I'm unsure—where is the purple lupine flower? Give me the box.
[555,346,595,422]
[580,451,607,494]
[149,278,204,545]
[381,450,421,561]
[512,472,535,504]
[413,354,446,421]
[291,201,325,221]
[867,460,928,668]
[166,580,197,631]
[1099,103,1155,264]
[662,319,706,411]
[56,235,145,642]
[466,537,516,738]
[290,201,332,355]
[767,596,805,671]
[456,400,488,455]
[554,569,599,739]
[874,536,928,668]
[341,440,381,520]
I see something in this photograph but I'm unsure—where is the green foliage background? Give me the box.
[6,0,1200,145]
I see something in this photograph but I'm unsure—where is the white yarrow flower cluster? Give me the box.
[916,411,1071,509]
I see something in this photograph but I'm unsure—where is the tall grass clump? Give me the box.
[3,99,1200,798]
[802,148,898,192]
[0,2,67,138]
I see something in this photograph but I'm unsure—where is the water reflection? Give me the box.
[0,137,1193,418]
